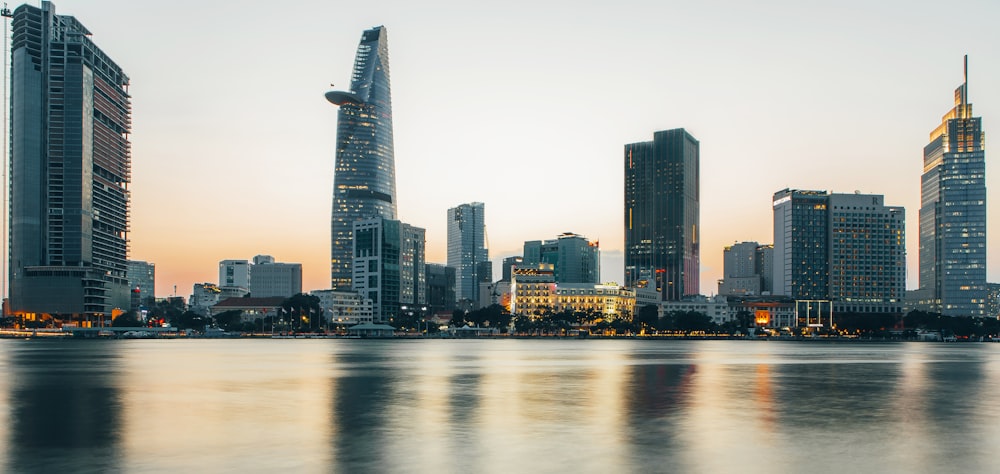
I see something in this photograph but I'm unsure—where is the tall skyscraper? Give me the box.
[919,56,987,317]
[326,26,396,291]
[447,202,488,304]
[624,129,700,301]
[773,189,905,316]
[9,2,131,321]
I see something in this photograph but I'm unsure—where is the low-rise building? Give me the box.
[659,295,732,325]
[209,297,286,323]
[310,289,374,325]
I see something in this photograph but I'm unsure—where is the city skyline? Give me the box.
[11,0,997,299]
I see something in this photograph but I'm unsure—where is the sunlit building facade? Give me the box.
[326,26,397,291]
[625,129,700,301]
[919,57,987,317]
[551,283,634,321]
[9,2,132,321]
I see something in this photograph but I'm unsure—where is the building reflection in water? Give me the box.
[1,340,124,473]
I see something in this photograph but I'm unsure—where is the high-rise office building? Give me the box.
[522,232,600,284]
[447,202,487,304]
[624,129,700,300]
[773,189,905,316]
[9,2,132,321]
[353,217,425,322]
[326,26,396,291]
[919,57,987,317]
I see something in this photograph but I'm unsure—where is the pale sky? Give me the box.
[32,0,1000,298]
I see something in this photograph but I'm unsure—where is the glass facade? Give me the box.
[447,203,487,304]
[352,218,425,322]
[624,129,700,301]
[9,2,131,318]
[919,58,987,317]
[327,26,396,291]
[773,190,829,300]
[772,190,906,315]
[521,233,600,284]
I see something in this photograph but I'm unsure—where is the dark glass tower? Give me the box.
[326,26,396,291]
[447,202,487,304]
[9,2,132,321]
[624,129,700,301]
[919,56,987,317]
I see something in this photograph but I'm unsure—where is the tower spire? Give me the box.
[963,54,968,118]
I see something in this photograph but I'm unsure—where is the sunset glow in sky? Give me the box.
[31,0,1000,298]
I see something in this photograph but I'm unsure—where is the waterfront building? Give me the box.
[219,260,250,291]
[190,283,222,316]
[522,233,600,284]
[209,297,286,325]
[510,265,556,316]
[659,295,731,326]
[425,263,456,314]
[772,189,905,317]
[447,202,488,305]
[127,260,156,309]
[551,283,635,321]
[919,57,987,317]
[9,2,132,322]
[726,296,797,329]
[625,129,700,300]
[718,242,773,296]
[827,193,905,315]
[352,217,425,322]
[249,256,302,298]
[326,26,397,291]
[310,289,374,326]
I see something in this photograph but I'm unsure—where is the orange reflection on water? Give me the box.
[118,340,333,472]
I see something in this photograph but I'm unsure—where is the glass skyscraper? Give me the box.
[919,56,987,317]
[9,2,132,321]
[447,202,488,304]
[624,129,700,301]
[326,26,396,291]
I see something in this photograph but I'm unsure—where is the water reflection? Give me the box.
[0,339,998,472]
[2,340,123,473]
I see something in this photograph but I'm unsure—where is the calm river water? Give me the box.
[0,339,998,473]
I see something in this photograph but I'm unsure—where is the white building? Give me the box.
[219,260,251,291]
[311,289,375,325]
[250,258,303,298]
[659,295,732,325]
